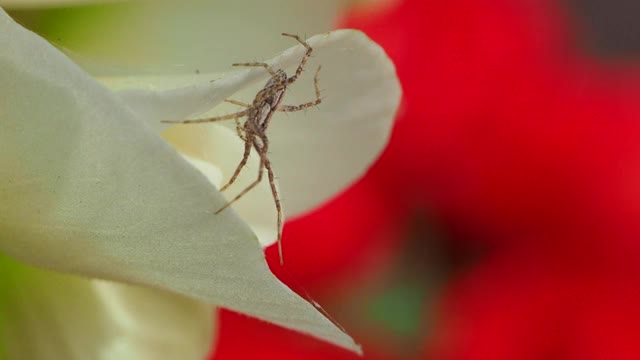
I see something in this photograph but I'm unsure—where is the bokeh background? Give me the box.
[8,0,640,358]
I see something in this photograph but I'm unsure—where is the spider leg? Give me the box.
[225,99,251,108]
[278,66,323,112]
[218,134,252,192]
[235,117,247,141]
[214,157,263,215]
[162,110,247,124]
[281,33,313,84]
[214,133,268,215]
[249,134,284,265]
[263,148,284,265]
[232,62,277,77]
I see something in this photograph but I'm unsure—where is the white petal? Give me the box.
[0,7,359,353]
[105,72,259,133]
[0,255,213,360]
[179,153,225,189]
[113,30,401,222]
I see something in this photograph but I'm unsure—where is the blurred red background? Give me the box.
[211,0,640,359]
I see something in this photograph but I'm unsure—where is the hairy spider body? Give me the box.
[162,33,322,265]
[249,70,287,130]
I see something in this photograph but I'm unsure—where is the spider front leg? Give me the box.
[281,33,313,83]
[278,66,323,112]
[232,62,277,77]
[225,99,251,108]
[162,110,247,124]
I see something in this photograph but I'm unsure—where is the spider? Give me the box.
[163,33,322,265]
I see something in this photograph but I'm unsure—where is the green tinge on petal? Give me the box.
[0,254,214,360]
[0,0,121,9]
[0,7,360,353]
[10,0,347,76]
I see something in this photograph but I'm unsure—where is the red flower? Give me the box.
[426,245,640,360]
[342,0,577,239]
[343,0,640,251]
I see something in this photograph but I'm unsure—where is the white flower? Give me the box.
[0,3,400,359]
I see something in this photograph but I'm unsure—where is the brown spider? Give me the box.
[163,33,322,265]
